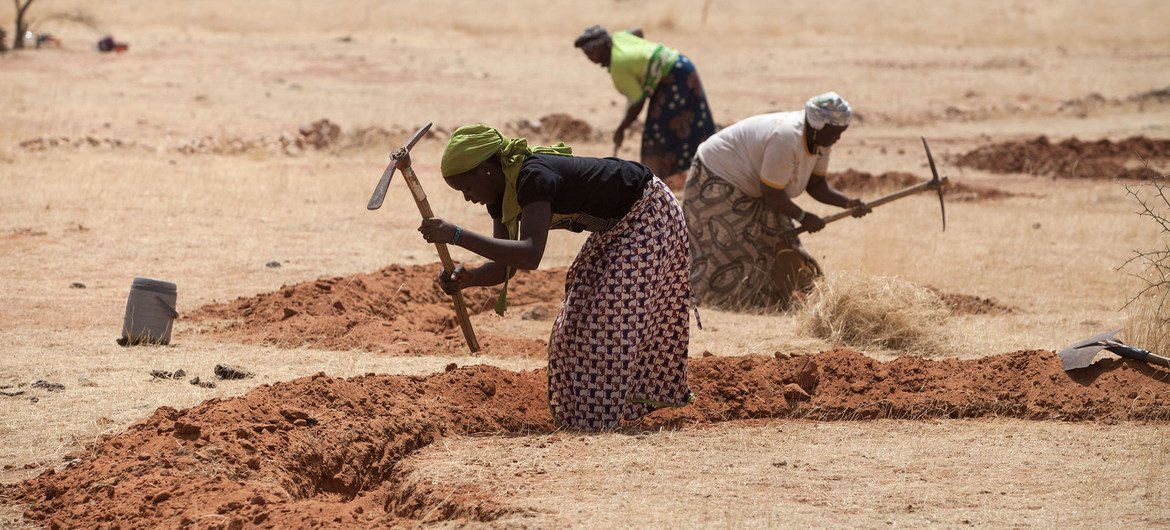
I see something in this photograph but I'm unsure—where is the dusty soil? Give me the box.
[6,348,1168,528]
[954,135,1170,180]
[189,264,566,357]
[4,0,1170,527]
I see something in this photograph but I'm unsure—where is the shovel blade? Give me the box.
[1057,329,1121,370]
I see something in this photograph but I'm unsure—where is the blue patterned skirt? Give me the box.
[641,55,716,179]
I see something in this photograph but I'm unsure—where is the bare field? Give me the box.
[2,0,1169,527]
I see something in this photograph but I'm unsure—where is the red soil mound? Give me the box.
[829,169,1014,202]
[508,113,600,144]
[954,136,1170,179]
[7,349,1169,527]
[926,287,1015,315]
[188,264,566,357]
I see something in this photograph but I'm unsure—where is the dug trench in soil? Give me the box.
[187,264,567,357]
[6,349,1170,528]
[954,135,1170,180]
[188,264,1005,356]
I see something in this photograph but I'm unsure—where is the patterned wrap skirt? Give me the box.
[683,158,823,310]
[641,55,716,180]
[548,178,694,430]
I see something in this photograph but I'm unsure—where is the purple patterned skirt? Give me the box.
[548,178,694,430]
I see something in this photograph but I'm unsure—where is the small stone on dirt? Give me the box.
[265,261,281,268]
[69,282,86,289]
[794,357,820,394]
[32,380,65,392]
[445,363,458,372]
[782,383,811,401]
[519,304,554,321]
[150,369,186,380]
[214,364,254,380]
[173,421,201,437]
[189,377,217,389]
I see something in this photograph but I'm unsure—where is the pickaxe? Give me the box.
[780,137,949,238]
[1057,329,1170,371]
[368,122,481,354]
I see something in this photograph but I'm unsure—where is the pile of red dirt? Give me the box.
[829,169,1013,202]
[508,113,601,144]
[6,349,1169,527]
[188,264,566,357]
[926,287,1015,316]
[954,136,1170,180]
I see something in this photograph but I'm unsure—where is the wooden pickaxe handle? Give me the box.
[367,123,480,354]
[397,160,481,354]
[779,178,947,238]
[779,137,948,239]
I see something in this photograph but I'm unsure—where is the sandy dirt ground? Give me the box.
[1,0,1169,527]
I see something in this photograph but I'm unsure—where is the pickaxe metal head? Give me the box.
[366,122,433,210]
[921,137,948,231]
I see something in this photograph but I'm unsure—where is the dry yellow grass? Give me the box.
[1120,175,1170,354]
[797,273,950,356]
[2,0,1170,526]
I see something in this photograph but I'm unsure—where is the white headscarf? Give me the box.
[804,91,852,129]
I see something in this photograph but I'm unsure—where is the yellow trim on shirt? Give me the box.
[760,177,786,190]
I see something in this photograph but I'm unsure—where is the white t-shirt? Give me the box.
[695,111,831,198]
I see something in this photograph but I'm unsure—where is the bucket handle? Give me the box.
[155,295,179,319]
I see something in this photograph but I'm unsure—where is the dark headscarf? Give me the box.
[573,25,610,49]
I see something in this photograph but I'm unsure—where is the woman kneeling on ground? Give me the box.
[418,124,695,431]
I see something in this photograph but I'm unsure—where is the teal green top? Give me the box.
[608,31,680,103]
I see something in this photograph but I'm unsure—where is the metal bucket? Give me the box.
[118,277,178,346]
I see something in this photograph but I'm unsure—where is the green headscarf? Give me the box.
[440,124,572,314]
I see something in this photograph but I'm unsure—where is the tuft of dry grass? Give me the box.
[797,273,949,356]
[1124,285,1170,355]
[1120,171,1169,354]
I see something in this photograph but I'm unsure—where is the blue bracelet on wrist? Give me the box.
[452,225,462,244]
